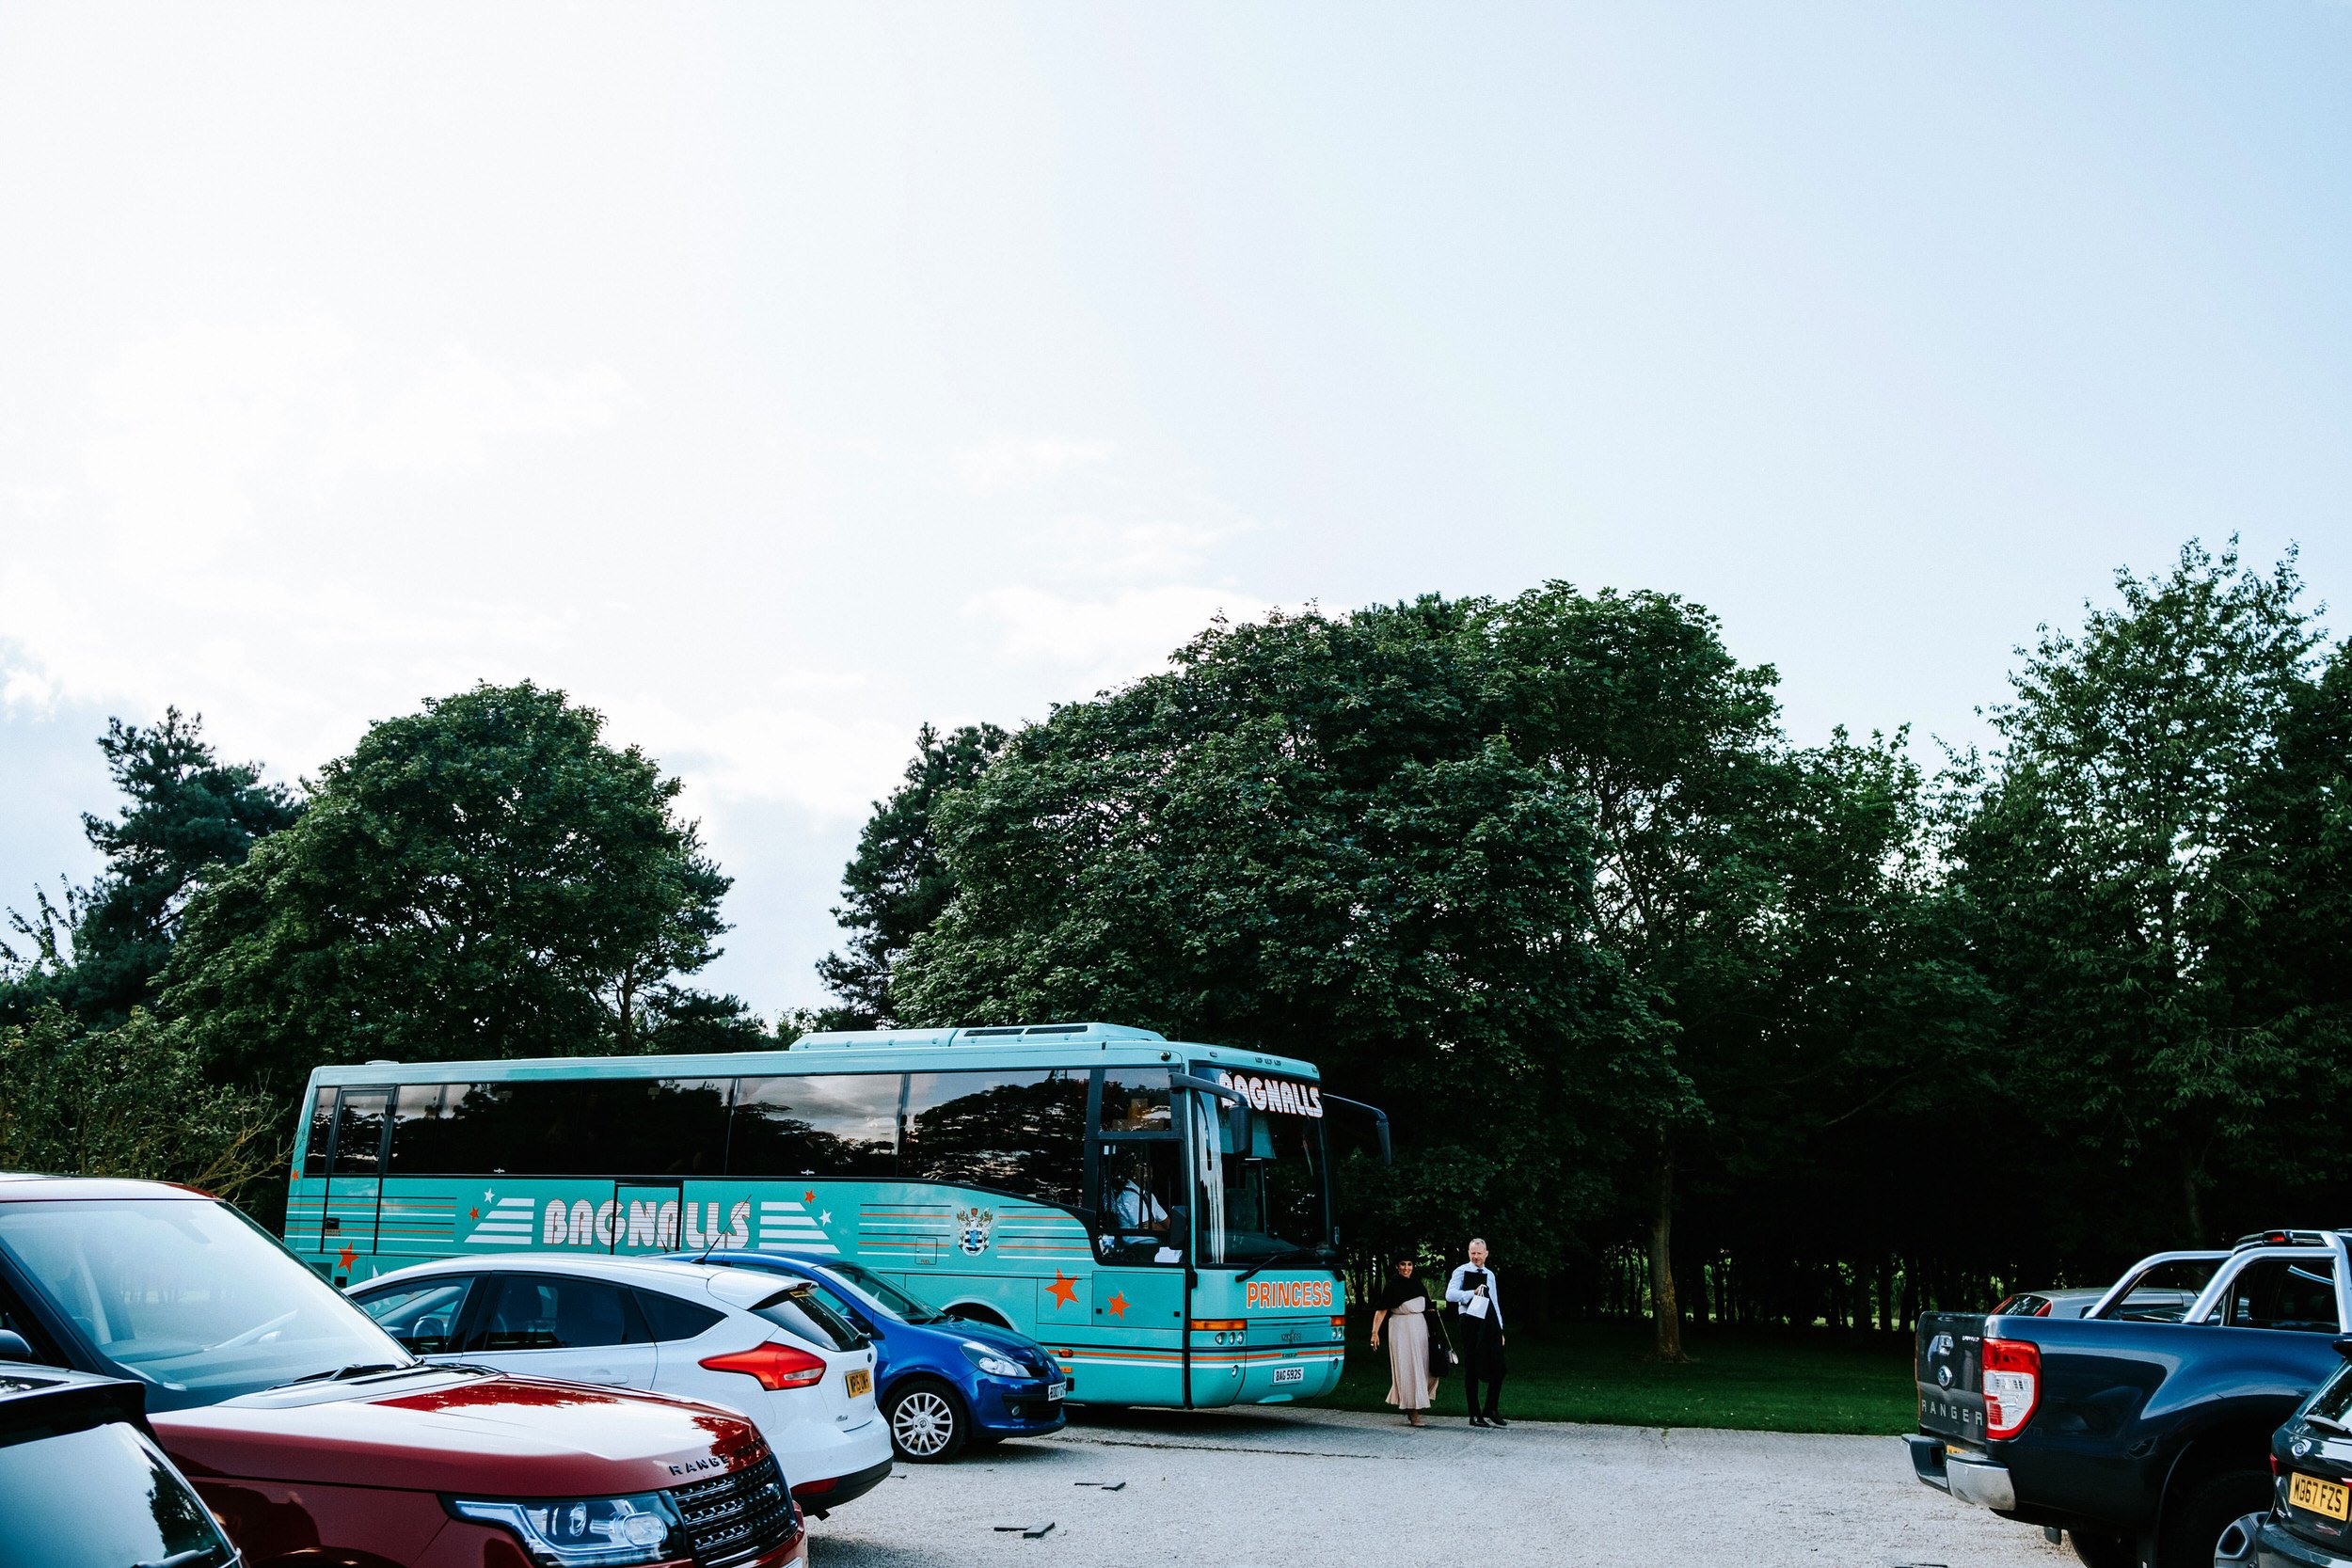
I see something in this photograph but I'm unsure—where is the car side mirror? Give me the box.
[2331,1336,2352,1361]
[0,1329,33,1361]
[408,1314,453,1353]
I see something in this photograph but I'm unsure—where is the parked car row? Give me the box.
[0,1172,1071,1568]
[1915,1229,2352,1568]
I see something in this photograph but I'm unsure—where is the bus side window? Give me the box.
[1099,1075,1170,1133]
[302,1086,337,1178]
[902,1069,1087,1208]
[730,1074,901,1179]
[1092,1141,1184,1265]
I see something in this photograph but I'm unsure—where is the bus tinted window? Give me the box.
[902,1069,1087,1206]
[388,1083,472,1173]
[729,1074,900,1179]
[302,1086,336,1177]
[330,1091,390,1175]
[1099,1073,1170,1133]
[386,1078,730,1177]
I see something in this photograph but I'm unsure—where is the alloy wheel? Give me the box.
[891,1387,960,1460]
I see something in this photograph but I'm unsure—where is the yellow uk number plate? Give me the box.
[846,1369,872,1399]
[2291,1473,2349,1521]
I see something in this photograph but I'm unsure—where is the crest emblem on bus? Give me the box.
[955,1207,994,1257]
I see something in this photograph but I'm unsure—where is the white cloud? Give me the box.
[321,348,627,477]
[952,435,1116,493]
[961,582,1273,689]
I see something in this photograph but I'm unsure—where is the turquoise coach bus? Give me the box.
[284,1022,1386,1409]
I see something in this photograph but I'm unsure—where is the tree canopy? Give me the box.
[165,680,756,1092]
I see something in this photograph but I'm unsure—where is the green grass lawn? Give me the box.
[1311,1317,1917,1434]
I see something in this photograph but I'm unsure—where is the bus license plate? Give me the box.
[1046,1380,1067,1402]
[846,1369,871,1399]
[1271,1366,1305,1386]
[2293,1473,2350,1521]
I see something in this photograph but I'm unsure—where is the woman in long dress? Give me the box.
[1368,1254,1437,1425]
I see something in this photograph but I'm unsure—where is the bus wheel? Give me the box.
[886,1378,968,1463]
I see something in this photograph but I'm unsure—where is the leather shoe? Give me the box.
[1487,1416,1508,1427]
[1468,1416,1490,1427]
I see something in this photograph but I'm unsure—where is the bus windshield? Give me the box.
[1189,1080,1331,1266]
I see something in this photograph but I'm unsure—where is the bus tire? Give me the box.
[884,1377,969,1463]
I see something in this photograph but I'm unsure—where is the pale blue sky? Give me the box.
[1,3,2344,1015]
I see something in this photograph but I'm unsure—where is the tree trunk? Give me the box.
[1649,1134,1687,1361]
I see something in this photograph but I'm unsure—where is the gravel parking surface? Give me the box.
[811,1405,2074,1567]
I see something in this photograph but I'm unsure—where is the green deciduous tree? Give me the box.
[0,1006,279,1205]
[818,722,1009,1026]
[890,599,1663,1274]
[1947,541,2330,1241]
[165,681,754,1093]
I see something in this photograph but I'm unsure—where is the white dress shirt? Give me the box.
[1112,1180,1168,1231]
[1445,1262,1503,1329]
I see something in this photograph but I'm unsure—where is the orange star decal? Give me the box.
[1105,1291,1129,1319]
[468,1207,479,1220]
[336,1244,356,1272]
[803,1190,817,1204]
[1046,1270,1079,1308]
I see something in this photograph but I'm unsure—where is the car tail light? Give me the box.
[1982,1337,2041,1439]
[701,1339,828,1391]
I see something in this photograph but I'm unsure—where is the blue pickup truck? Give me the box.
[1912,1233,2352,1568]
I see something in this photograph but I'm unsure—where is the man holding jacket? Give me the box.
[1445,1238,1507,1427]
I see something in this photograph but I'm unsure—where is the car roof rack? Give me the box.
[2231,1229,2339,1250]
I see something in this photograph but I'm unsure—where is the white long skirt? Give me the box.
[1383,1301,1438,1411]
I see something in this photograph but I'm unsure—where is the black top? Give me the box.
[1374,1274,1429,1312]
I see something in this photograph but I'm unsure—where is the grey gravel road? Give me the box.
[810,1405,2074,1567]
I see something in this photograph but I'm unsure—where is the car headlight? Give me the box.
[447,1491,687,1567]
[960,1339,1027,1379]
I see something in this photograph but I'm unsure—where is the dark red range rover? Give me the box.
[0,1175,807,1568]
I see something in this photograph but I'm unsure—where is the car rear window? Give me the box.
[634,1289,724,1342]
[753,1287,865,1353]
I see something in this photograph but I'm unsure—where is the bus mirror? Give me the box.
[1319,1092,1391,1165]
[1170,1072,1243,1106]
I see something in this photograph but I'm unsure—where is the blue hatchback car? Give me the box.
[678,1251,1067,1462]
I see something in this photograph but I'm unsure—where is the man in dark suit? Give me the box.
[1444,1237,1507,1426]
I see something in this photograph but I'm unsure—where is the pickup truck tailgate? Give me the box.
[1916,1312,1990,1445]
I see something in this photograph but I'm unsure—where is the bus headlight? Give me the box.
[960,1340,1026,1379]
[447,1491,686,1566]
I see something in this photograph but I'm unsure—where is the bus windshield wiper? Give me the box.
[1236,1247,1325,1282]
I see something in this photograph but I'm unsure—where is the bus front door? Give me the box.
[1088,1139,1186,1403]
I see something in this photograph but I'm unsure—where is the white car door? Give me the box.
[458,1272,660,1389]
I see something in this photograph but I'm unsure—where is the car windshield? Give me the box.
[0,1199,412,1409]
[820,1260,947,1325]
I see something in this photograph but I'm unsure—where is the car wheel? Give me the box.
[2070,1530,2137,1568]
[885,1377,968,1463]
[2160,1470,2270,1568]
